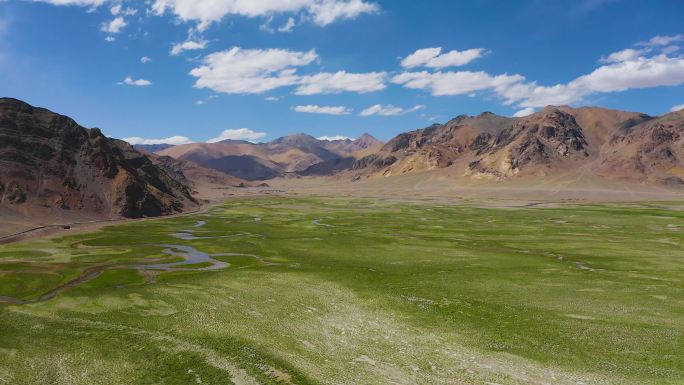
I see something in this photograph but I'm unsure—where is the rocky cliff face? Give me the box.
[0,98,197,218]
[596,110,684,185]
[349,106,684,186]
[468,108,590,178]
[353,113,513,176]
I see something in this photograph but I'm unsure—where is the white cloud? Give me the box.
[504,54,684,108]
[190,48,384,95]
[642,34,683,47]
[317,135,352,141]
[120,7,137,16]
[42,0,138,35]
[401,47,487,69]
[307,0,379,26]
[600,35,683,64]
[171,39,208,55]
[600,48,646,64]
[293,105,351,115]
[195,95,219,105]
[663,45,680,55]
[124,136,192,145]
[189,47,386,95]
[278,17,296,32]
[258,16,276,33]
[392,70,524,97]
[671,104,684,112]
[401,48,442,68]
[141,56,152,64]
[104,35,116,42]
[190,47,317,94]
[394,37,684,110]
[33,0,106,6]
[360,104,425,117]
[207,128,267,143]
[152,0,306,30]
[101,16,126,33]
[106,2,137,16]
[119,76,152,86]
[265,96,281,101]
[260,16,297,33]
[512,107,535,117]
[295,71,387,95]
[572,56,684,92]
[488,35,684,108]
[151,0,379,31]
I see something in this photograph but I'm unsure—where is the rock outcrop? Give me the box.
[349,105,684,187]
[0,98,197,218]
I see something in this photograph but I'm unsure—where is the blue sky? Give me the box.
[0,0,683,143]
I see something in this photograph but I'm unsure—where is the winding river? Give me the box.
[137,244,229,271]
[0,219,264,305]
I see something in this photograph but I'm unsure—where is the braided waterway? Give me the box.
[0,220,263,305]
[136,244,229,271]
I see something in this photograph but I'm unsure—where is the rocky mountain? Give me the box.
[596,109,684,185]
[36,98,674,190]
[349,106,684,187]
[351,112,513,177]
[323,133,384,155]
[145,152,256,192]
[299,157,357,176]
[158,133,383,180]
[134,143,175,153]
[0,98,197,219]
[467,108,591,178]
[158,140,285,180]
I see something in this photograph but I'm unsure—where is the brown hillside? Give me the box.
[0,98,197,220]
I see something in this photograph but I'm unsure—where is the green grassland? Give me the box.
[0,197,683,384]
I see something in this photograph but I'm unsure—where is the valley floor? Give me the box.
[272,168,684,203]
[0,197,683,384]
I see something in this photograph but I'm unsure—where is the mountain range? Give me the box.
[139,105,683,188]
[347,106,683,186]
[155,133,383,180]
[1,97,682,232]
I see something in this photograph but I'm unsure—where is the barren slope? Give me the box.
[159,133,384,180]
[347,106,684,192]
[0,98,197,224]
